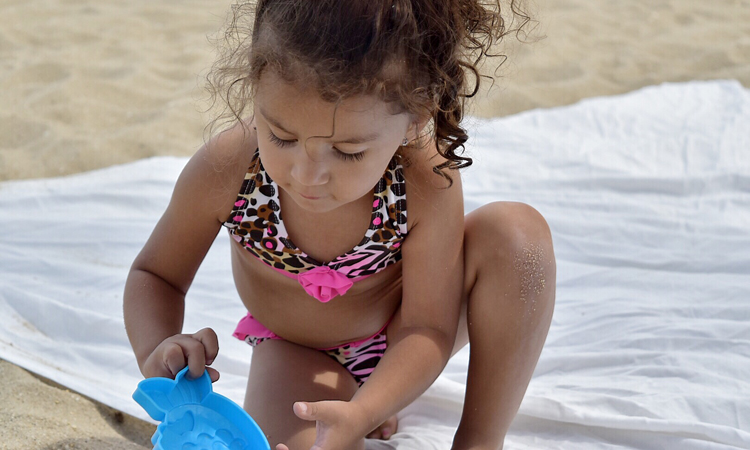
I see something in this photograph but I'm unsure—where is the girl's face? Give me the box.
[253,71,419,213]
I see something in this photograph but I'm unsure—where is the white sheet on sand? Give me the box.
[1,80,749,449]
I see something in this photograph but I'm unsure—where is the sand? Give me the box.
[0,0,748,448]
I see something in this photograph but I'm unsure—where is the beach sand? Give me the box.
[1,0,748,448]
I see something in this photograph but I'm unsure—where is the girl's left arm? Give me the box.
[285,149,466,449]
[349,150,467,434]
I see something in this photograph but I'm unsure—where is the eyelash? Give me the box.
[267,131,366,162]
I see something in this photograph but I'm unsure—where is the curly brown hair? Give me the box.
[206,0,535,184]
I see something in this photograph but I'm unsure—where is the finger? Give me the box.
[275,444,289,450]
[367,414,398,439]
[293,401,317,422]
[175,336,207,379]
[381,414,398,439]
[192,328,220,365]
[162,342,187,378]
[206,367,221,383]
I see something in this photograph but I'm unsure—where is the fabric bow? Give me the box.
[297,266,354,303]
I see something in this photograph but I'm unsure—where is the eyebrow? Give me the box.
[259,108,381,144]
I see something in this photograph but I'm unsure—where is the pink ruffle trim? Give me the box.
[297,266,354,303]
[232,313,280,341]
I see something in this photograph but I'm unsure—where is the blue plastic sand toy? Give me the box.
[133,367,271,450]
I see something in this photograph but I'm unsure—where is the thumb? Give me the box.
[293,401,323,422]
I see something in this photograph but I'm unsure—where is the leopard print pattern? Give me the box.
[223,149,407,278]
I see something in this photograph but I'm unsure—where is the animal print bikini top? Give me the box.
[223,149,408,302]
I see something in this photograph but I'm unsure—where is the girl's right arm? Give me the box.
[123,121,257,381]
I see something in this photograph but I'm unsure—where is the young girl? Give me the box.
[124,1,555,449]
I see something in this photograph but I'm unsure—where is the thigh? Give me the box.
[244,339,360,449]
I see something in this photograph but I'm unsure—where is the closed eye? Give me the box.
[268,130,294,148]
[268,130,366,162]
[335,150,366,162]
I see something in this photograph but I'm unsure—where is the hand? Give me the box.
[275,400,367,450]
[141,328,220,382]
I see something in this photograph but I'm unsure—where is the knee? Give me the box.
[464,202,556,327]
[466,202,553,255]
[465,202,556,287]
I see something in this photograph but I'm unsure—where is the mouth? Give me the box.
[299,193,322,200]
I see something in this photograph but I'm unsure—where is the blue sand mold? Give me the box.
[133,367,271,450]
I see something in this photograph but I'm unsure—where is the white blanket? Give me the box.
[1,80,748,449]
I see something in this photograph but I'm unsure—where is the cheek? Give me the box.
[338,163,386,198]
[259,141,287,162]
[257,147,287,182]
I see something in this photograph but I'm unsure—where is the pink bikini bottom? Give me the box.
[233,313,391,386]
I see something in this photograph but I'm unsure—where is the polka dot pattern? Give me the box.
[223,149,408,280]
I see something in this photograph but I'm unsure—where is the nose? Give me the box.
[291,151,329,187]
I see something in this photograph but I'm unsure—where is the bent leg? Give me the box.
[453,201,556,449]
[243,339,360,449]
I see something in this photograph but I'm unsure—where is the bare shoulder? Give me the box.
[181,119,259,223]
[129,119,257,293]
[401,139,464,229]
